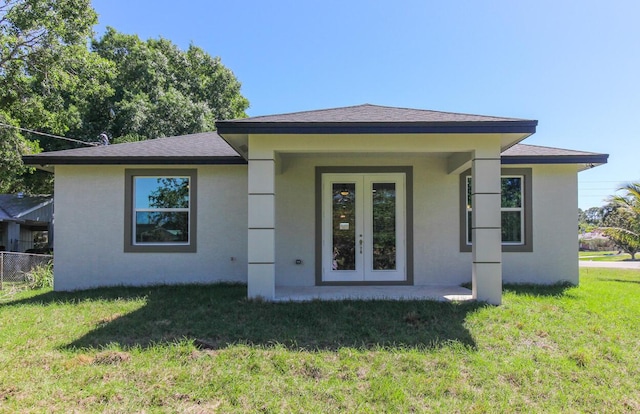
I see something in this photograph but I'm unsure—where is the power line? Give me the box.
[0,122,98,147]
[581,180,640,183]
[580,188,627,191]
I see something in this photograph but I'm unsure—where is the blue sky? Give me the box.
[92,0,639,210]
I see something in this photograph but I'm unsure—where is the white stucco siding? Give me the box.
[274,154,467,287]
[501,164,579,284]
[53,158,580,291]
[53,164,247,291]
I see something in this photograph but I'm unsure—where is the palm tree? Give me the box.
[601,183,640,260]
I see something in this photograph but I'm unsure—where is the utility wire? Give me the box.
[0,122,98,147]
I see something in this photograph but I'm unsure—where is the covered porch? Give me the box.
[216,104,539,306]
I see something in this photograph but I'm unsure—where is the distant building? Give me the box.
[0,194,53,253]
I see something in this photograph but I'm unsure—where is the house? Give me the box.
[23,104,608,304]
[0,193,53,252]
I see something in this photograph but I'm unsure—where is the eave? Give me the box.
[215,120,539,135]
[22,156,248,167]
[501,154,609,165]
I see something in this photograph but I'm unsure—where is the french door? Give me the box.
[321,173,406,282]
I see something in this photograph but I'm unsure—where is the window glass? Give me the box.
[501,177,522,208]
[466,175,524,245]
[135,177,189,209]
[134,177,190,245]
[501,211,522,243]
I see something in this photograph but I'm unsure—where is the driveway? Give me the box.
[579,260,640,270]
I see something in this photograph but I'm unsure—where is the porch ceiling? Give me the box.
[277,151,451,159]
[219,132,529,161]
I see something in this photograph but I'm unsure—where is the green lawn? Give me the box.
[1,269,639,413]
[579,251,633,261]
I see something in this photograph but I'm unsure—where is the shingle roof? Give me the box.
[229,104,527,123]
[216,104,538,135]
[0,194,52,219]
[23,132,246,166]
[503,143,602,157]
[23,131,607,167]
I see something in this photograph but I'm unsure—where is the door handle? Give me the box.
[359,235,363,254]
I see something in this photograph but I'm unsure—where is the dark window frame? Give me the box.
[124,169,197,253]
[459,168,532,253]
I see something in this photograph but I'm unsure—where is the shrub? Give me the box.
[26,262,54,290]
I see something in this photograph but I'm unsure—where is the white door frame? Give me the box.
[321,172,406,283]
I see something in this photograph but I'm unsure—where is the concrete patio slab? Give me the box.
[274,285,473,302]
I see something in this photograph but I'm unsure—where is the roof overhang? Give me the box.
[22,155,247,167]
[216,121,538,160]
[215,120,539,135]
[502,153,609,171]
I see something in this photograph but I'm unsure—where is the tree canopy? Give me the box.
[1,0,249,194]
[1,0,105,192]
[87,28,248,144]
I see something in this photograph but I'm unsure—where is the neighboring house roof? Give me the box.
[0,194,53,222]
[23,132,246,166]
[216,103,539,135]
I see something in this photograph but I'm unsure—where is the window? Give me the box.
[460,168,532,252]
[124,169,197,253]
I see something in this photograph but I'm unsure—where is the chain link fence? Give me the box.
[0,251,53,289]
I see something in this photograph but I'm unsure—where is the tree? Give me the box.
[87,28,249,143]
[601,183,640,260]
[0,111,39,192]
[1,0,112,192]
[0,0,96,70]
[1,3,249,195]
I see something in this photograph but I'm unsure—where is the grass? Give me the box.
[579,250,633,261]
[1,269,639,412]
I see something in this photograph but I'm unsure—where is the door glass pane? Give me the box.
[372,182,396,270]
[332,183,356,270]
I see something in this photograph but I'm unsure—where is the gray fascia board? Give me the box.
[22,156,248,166]
[501,154,609,165]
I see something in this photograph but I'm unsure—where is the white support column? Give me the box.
[471,147,502,305]
[247,152,276,300]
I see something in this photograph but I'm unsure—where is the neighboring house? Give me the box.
[23,104,608,304]
[0,194,53,253]
[579,230,614,251]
